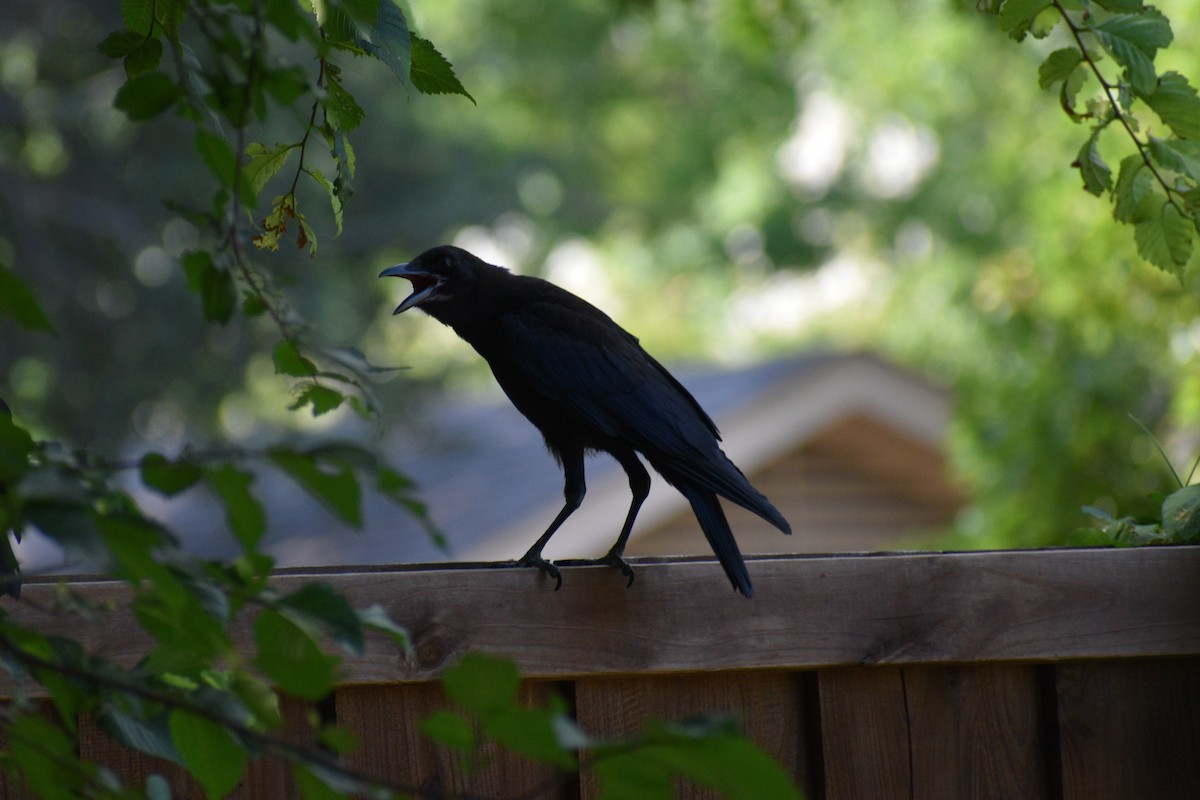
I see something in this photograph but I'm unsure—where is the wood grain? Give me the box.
[575,670,811,800]
[3,547,1197,694]
[903,664,1050,800]
[1056,657,1200,800]
[818,666,912,800]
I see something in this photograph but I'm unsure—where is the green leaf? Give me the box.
[205,464,266,549]
[24,502,113,571]
[6,713,86,800]
[357,0,412,83]
[242,294,268,317]
[169,710,247,800]
[1148,136,1200,182]
[331,129,356,199]
[277,581,365,654]
[594,750,674,799]
[485,707,575,768]
[0,414,34,483]
[269,448,362,527]
[1093,0,1145,10]
[998,0,1051,40]
[318,724,358,754]
[1038,48,1082,91]
[420,710,477,752]
[102,705,180,763]
[324,71,365,132]
[0,263,54,332]
[133,589,232,662]
[181,251,236,324]
[273,340,318,377]
[140,452,203,497]
[253,609,340,700]
[1091,9,1172,96]
[114,71,182,121]
[306,168,344,236]
[410,35,474,103]
[122,0,154,33]
[1161,484,1200,542]
[669,731,803,800]
[266,0,319,42]
[443,653,520,717]
[1143,72,1200,139]
[124,37,163,79]
[98,29,145,58]
[194,130,238,189]
[97,513,179,586]
[1133,195,1193,273]
[244,142,296,204]
[230,670,283,729]
[289,384,344,416]
[356,604,411,651]
[263,65,310,105]
[1073,132,1112,196]
[1113,154,1152,222]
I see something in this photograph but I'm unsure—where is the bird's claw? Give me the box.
[516,552,562,591]
[601,551,636,588]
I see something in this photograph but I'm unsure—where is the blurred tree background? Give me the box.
[3,0,1199,553]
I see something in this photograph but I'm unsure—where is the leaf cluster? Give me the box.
[0,412,423,798]
[987,0,1200,274]
[97,0,471,424]
[1077,416,1200,545]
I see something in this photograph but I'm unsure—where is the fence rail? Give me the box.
[3,547,1199,798]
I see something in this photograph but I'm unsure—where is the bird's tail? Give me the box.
[662,453,791,536]
[673,479,753,597]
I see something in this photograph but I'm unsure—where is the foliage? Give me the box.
[981,0,1200,274]
[1077,415,1200,544]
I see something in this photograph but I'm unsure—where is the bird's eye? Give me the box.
[443,256,453,269]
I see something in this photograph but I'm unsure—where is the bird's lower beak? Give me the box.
[379,263,442,314]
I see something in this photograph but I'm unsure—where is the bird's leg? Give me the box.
[576,450,649,588]
[516,449,585,590]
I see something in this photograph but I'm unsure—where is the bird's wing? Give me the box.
[499,302,719,457]
[500,300,791,535]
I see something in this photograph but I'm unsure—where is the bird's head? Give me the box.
[378,245,487,315]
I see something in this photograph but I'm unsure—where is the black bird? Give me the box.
[380,245,791,596]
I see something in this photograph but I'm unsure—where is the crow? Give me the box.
[381,245,790,596]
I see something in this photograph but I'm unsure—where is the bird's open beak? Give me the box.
[379,263,443,314]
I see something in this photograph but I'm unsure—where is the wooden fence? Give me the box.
[3,547,1200,799]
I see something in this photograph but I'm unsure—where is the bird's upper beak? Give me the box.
[379,262,443,314]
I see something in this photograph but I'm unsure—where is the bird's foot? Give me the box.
[515,550,562,591]
[570,550,636,588]
[604,551,636,588]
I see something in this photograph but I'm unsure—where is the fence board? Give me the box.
[5,547,1199,693]
[238,696,318,798]
[78,712,201,798]
[904,664,1050,800]
[818,666,911,799]
[575,671,812,799]
[336,681,567,799]
[1056,657,1200,800]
